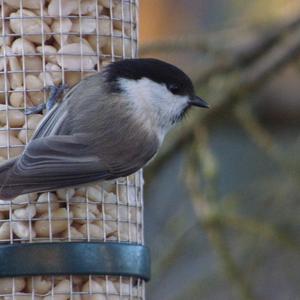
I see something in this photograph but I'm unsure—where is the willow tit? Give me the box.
[0,58,208,199]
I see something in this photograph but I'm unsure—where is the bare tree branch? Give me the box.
[146,24,300,181]
[140,35,213,54]
[184,141,256,300]
[140,13,300,57]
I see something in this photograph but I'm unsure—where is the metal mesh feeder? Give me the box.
[0,0,149,299]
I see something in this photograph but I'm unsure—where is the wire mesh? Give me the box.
[0,0,144,299]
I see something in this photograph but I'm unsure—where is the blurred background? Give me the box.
[139,1,300,299]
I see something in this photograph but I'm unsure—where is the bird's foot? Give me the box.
[24,103,46,115]
[25,84,68,115]
[45,84,68,111]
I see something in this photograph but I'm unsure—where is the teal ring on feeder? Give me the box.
[0,242,151,281]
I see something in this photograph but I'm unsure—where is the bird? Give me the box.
[0,58,209,199]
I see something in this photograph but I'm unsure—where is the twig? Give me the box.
[234,103,300,181]
[204,225,255,300]
[145,25,300,181]
[140,13,300,57]
[140,35,213,54]
[141,14,300,88]
[185,141,256,300]
[206,213,300,252]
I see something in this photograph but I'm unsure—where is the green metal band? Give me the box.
[0,242,151,281]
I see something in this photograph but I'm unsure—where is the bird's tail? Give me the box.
[0,157,20,199]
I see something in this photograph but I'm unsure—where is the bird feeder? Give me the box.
[0,0,148,299]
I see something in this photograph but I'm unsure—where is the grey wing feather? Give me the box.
[31,81,79,139]
[31,104,65,139]
[0,135,113,198]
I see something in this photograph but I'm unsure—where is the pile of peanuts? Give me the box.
[0,275,143,299]
[0,0,137,159]
[0,0,142,299]
[0,177,142,242]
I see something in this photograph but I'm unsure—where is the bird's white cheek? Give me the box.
[169,95,190,116]
[118,78,189,138]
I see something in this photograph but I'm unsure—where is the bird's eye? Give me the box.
[167,84,180,94]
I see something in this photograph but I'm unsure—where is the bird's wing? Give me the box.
[31,103,64,139]
[31,81,79,139]
[0,75,159,198]
[1,134,117,196]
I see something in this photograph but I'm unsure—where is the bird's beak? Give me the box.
[189,96,209,108]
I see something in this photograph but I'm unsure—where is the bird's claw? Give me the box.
[25,84,69,115]
[25,103,46,115]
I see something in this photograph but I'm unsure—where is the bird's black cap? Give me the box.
[104,58,209,109]
[104,58,194,96]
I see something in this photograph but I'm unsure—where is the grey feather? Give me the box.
[0,74,159,199]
